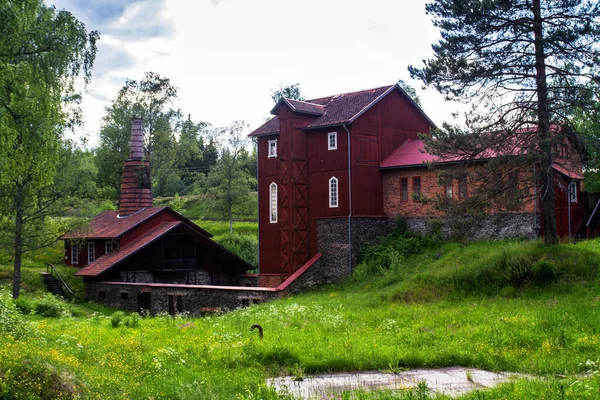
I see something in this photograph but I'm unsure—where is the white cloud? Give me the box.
[48,0,464,148]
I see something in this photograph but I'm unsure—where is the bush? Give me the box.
[215,233,258,267]
[14,296,35,314]
[0,287,33,338]
[34,293,72,318]
[110,311,140,328]
[110,311,125,328]
[122,312,140,328]
[532,260,556,285]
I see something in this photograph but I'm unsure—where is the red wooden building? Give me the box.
[249,84,435,286]
[61,119,253,304]
[250,84,588,287]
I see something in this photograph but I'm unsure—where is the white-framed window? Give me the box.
[329,177,339,208]
[71,244,79,265]
[105,241,113,254]
[328,132,337,150]
[269,182,278,223]
[268,139,277,158]
[569,182,578,203]
[88,243,95,264]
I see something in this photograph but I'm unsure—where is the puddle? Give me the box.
[269,367,526,398]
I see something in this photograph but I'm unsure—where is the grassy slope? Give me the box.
[2,239,600,398]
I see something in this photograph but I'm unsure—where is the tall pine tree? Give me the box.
[410,0,600,244]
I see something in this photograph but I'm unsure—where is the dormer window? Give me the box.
[268,139,277,158]
[328,132,337,150]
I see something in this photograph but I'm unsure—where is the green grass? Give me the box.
[2,238,600,398]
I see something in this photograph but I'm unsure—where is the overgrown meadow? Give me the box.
[2,236,600,399]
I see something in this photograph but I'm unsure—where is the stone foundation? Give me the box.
[404,212,539,240]
[85,257,323,315]
[317,217,395,282]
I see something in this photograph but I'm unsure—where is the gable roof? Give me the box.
[75,221,181,277]
[60,207,211,240]
[249,83,436,137]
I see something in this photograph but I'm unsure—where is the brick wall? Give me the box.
[383,167,537,217]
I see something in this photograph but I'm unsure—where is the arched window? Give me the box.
[269,182,278,223]
[329,177,338,208]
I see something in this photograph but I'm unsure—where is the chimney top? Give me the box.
[119,118,153,216]
[129,117,144,160]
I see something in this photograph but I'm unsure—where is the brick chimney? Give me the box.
[118,118,153,216]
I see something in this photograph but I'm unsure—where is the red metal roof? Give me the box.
[381,138,584,180]
[249,84,435,137]
[553,163,584,180]
[75,221,181,277]
[61,207,166,240]
[380,139,460,168]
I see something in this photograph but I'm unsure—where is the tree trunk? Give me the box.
[229,199,233,235]
[12,182,25,299]
[533,0,558,245]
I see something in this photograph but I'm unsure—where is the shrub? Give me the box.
[496,251,533,287]
[122,312,141,328]
[110,311,125,328]
[532,260,556,285]
[0,287,36,338]
[14,296,35,314]
[34,293,72,318]
[215,233,258,267]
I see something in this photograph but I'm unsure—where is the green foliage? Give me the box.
[0,0,98,298]
[110,311,141,328]
[0,287,32,338]
[214,233,258,267]
[110,311,124,327]
[33,293,73,318]
[204,121,257,234]
[169,193,185,213]
[271,83,304,103]
[3,239,600,398]
[410,0,600,245]
[355,229,439,280]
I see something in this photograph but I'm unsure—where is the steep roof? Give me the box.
[249,83,435,137]
[75,221,181,277]
[60,207,212,240]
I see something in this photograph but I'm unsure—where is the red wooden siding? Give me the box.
[255,86,434,283]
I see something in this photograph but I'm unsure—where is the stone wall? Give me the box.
[404,212,539,240]
[86,281,279,315]
[316,217,395,281]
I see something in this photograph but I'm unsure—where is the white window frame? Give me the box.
[71,244,79,265]
[268,139,278,158]
[269,182,278,223]
[329,177,339,208]
[569,182,578,203]
[328,132,337,150]
[88,243,95,264]
[105,241,113,254]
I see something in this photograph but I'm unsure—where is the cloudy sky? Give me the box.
[47,0,464,147]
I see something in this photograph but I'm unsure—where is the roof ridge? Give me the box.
[307,84,394,103]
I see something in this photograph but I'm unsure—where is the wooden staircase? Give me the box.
[40,272,67,298]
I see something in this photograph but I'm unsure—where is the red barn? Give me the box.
[249,84,435,286]
[250,84,588,287]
